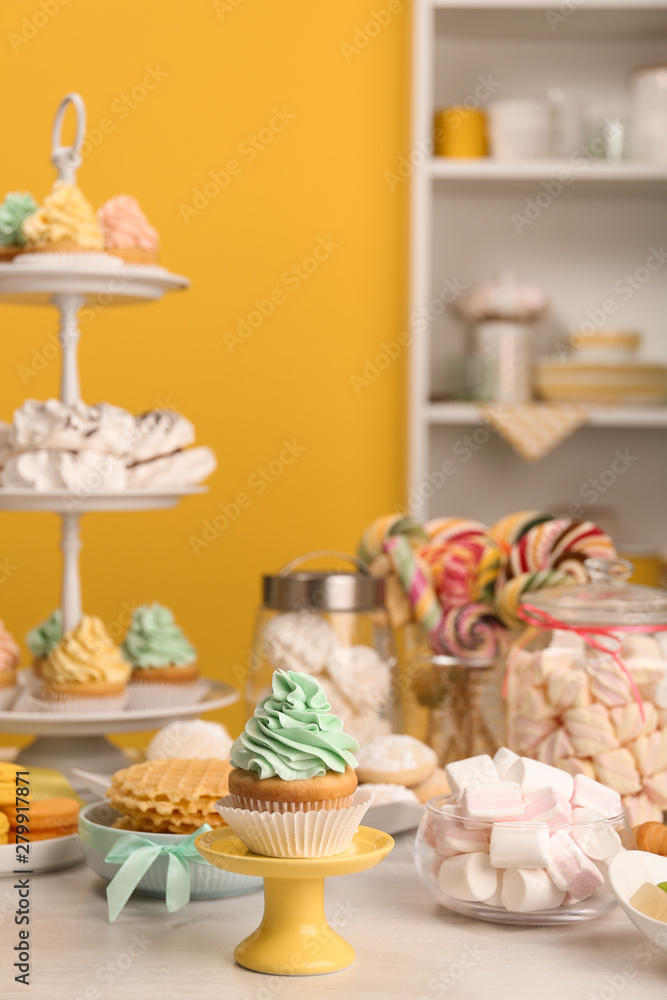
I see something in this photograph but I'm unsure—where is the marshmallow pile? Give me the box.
[262,613,393,745]
[509,630,667,827]
[426,747,626,914]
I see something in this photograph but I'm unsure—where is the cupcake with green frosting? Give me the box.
[27,609,62,676]
[122,603,200,707]
[220,670,372,857]
[0,192,37,261]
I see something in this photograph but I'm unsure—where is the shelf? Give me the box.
[428,158,667,190]
[433,2,667,39]
[0,487,206,513]
[425,402,667,428]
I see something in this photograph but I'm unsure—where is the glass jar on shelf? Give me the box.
[506,558,667,828]
[247,551,397,745]
[399,626,506,765]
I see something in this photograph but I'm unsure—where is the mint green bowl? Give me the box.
[79,801,261,900]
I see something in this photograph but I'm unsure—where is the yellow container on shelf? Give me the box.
[618,548,664,588]
[434,107,488,158]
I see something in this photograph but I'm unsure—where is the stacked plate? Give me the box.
[536,330,667,404]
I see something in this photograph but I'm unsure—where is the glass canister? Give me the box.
[247,551,397,745]
[507,558,667,828]
[400,628,505,765]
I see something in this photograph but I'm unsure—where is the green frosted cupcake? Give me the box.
[122,603,199,707]
[0,192,37,261]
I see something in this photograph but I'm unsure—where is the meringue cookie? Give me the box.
[262,613,338,675]
[11,399,136,457]
[125,446,216,487]
[2,450,127,491]
[131,409,196,462]
[327,645,392,712]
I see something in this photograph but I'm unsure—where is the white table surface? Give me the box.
[2,831,667,1000]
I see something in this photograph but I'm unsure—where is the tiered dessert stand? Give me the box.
[0,93,237,778]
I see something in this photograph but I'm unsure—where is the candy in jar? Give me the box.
[506,558,667,826]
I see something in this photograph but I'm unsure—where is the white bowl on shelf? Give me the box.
[609,850,667,953]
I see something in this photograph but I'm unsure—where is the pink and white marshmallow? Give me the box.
[503,756,574,801]
[570,773,622,819]
[547,830,605,900]
[461,782,523,822]
[521,786,572,826]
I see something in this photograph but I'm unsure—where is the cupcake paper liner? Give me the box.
[12,690,128,715]
[228,793,354,814]
[216,788,374,858]
[12,251,124,271]
[126,679,209,711]
[0,684,19,711]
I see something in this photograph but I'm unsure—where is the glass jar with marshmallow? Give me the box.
[506,558,667,830]
[246,551,398,745]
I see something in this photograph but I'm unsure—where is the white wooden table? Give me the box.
[2,832,666,1000]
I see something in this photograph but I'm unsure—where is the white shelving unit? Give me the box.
[409,0,667,543]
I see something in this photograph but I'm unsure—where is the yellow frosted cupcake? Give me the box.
[40,614,131,712]
[22,181,104,253]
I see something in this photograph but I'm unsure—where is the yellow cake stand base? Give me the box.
[195,826,394,976]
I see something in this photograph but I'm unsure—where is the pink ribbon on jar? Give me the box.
[503,603,667,722]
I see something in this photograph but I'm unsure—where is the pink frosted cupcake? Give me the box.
[97,195,159,265]
[0,621,20,710]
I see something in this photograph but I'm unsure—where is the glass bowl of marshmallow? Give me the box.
[414,746,635,924]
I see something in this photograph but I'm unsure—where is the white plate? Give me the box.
[0,834,83,876]
[0,264,188,304]
[0,680,238,735]
[609,850,667,953]
[366,800,425,836]
[0,486,205,513]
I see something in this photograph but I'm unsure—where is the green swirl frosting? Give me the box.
[122,603,196,668]
[230,669,359,780]
[0,192,37,246]
[27,610,62,658]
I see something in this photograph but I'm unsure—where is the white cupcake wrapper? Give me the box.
[12,251,124,271]
[12,691,128,714]
[126,679,209,711]
[216,789,374,858]
[0,684,19,711]
[228,794,353,813]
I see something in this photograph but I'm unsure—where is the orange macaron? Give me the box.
[4,797,79,842]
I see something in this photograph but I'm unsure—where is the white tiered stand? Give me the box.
[0,93,237,778]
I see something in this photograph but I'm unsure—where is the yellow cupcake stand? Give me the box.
[195,826,394,975]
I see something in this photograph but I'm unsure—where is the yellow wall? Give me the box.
[0,1,410,745]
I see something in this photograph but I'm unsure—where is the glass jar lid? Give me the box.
[263,550,386,612]
[519,558,667,627]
